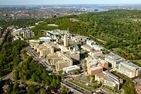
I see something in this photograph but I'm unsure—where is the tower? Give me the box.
[64,34,69,47]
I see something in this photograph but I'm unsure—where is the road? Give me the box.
[26,47,52,71]
[62,81,93,94]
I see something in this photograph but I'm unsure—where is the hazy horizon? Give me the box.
[0,0,141,5]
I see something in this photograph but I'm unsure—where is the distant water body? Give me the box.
[0,4,141,11]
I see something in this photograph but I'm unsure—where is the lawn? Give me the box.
[67,79,99,92]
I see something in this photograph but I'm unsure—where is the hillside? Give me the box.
[32,9,141,65]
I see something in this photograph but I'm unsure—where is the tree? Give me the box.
[40,88,46,94]
[27,86,36,94]
[13,71,19,81]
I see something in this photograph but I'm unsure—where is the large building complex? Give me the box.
[28,29,141,92]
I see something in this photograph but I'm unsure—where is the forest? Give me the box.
[0,39,28,77]
[13,56,61,89]
[0,19,39,28]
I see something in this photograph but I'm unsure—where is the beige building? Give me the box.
[95,71,120,90]
[88,50,103,58]
[87,66,103,76]
[64,34,69,47]
[81,45,93,52]
[86,57,98,69]
[98,58,109,69]
[105,52,124,69]
[118,61,141,78]
[47,52,73,71]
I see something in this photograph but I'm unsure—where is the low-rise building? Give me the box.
[11,28,34,39]
[88,50,103,58]
[86,40,96,47]
[103,71,120,90]
[39,37,51,42]
[135,85,141,94]
[86,40,103,51]
[21,29,34,38]
[63,65,80,74]
[81,45,93,52]
[71,35,88,43]
[105,52,124,69]
[47,52,73,71]
[95,71,120,90]
[117,61,141,78]
[86,57,98,69]
[98,58,109,69]
[88,66,103,76]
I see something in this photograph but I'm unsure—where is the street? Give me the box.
[62,80,92,94]
[26,47,52,71]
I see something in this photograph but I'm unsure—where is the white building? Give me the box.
[103,71,120,90]
[86,40,103,51]
[86,40,96,46]
[63,65,80,74]
[39,37,51,42]
[105,52,124,69]
[118,61,141,78]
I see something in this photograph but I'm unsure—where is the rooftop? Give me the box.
[120,61,141,71]
[106,52,124,61]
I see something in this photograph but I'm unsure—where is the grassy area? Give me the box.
[67,79,99,92]
[18,80,40,86]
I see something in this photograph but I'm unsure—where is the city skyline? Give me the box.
[0,0,141,5]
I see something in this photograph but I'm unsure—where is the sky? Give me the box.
[0,0,141,5]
